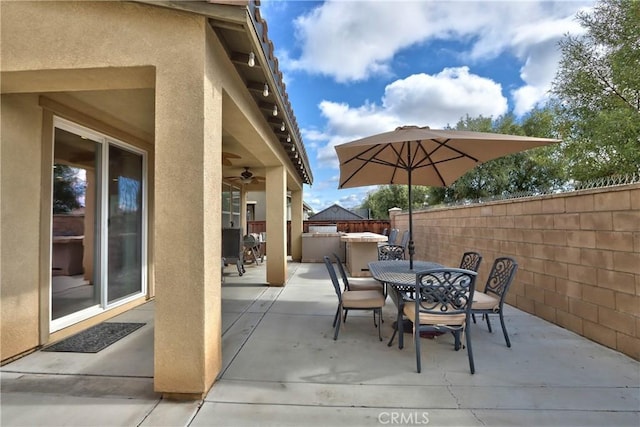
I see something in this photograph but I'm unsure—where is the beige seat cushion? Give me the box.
[342,290,385,308]
[403,303,466,326]
[348,279,384,292]
[472,292,500,311]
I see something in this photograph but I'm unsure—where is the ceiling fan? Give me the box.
[224,167,265,185]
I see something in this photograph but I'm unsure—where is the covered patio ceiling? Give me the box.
[139,0,313,191]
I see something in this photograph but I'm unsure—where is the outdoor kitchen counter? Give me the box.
[302,232,346,263]
[341,232,388,277]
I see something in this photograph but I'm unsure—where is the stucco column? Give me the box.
[265,166,287,285]
[240,187,248,234]
[388,207,402,230]
[154,69,222,398]
[290,189,303,261]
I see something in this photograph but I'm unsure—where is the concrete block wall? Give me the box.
[391,184,639,360]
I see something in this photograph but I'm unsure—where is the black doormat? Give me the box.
[43,322,145,353]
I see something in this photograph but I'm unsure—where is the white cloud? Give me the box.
[508,14,588,115]
[289,1,589,77]
[288,1,433,82]
[285,0,593,113]
[312,67,508,169]
[383,67,507,126]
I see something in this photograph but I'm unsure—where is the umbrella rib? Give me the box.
[426,138,480,163]
[340,143,408,188]
[413,140,448,186]
[413,138,483,185]
[388,143,410,183]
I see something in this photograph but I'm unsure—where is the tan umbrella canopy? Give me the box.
[335,125,560,268]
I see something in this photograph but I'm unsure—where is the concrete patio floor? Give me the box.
[2,260,639,426]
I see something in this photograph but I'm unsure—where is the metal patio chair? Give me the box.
[377,244,405,261]
[399,267,478,374]
[332,253,384,294]
[323,256,385,341]
[471,257,518,347]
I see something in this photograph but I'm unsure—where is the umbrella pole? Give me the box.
[407,145,414,270]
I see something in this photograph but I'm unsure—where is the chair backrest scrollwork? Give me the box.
[415,268,478,315]
[459,251,483,272]
[484,257,518,300]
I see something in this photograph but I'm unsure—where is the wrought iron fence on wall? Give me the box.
[427,173,640,211]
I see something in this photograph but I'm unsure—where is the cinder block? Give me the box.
[535,301,556,323]
[516,242,534,257]
[615,292,639,316]
[567,230,596,248]
[543,230,566,245]
[569,298,598,322]
[598,306,636,336]
[568,264,598,285]
[582,284,615,308]
[556,310,583,335]
[631,189,640,210]
[596,231,634,251]
[556,279,583,299]
[566,194,594,212]
[544,290,568,311]
[524,283,545,303]
[594,190,631,211]
[515,295,535,314]
[580,212,613,231]
[542,197,566,214]
[545,260,568,279]
[506,202,524,216]
[522,200,543,214]
[583,320,617,348]
[597,269,636,294]
[581,248,614,270]
[534,272,556,291]
[554,246,581,264]
[616,332,640,360]
[613,251,640,275]
[532,215,554,229]
[613,211,640,232]
[554,213,581,230]
[526,257,546,274]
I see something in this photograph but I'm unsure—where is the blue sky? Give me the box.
[258,0,594,213]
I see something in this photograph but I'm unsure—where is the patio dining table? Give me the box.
[368,260,443,346]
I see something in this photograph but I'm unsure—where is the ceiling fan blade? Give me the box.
[222,152,241,166]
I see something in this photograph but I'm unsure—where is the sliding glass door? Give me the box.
[107,145,144,303]
[51,117,146,331]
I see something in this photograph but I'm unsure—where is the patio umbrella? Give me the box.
[335,125,560,269]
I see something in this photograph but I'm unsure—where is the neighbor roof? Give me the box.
[308,204,365,221]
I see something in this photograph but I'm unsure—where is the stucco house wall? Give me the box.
[1,0,214,372]
[1,94,44,359]
[1,0,300,397]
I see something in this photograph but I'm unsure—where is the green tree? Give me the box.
[426,108,566,205]
[552,0,640,180]
[361,184,429,219]
[53,164,82,214]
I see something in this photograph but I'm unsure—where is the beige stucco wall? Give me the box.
[0,94,44,359]
[391,184,640,360]
[1,0,228,395]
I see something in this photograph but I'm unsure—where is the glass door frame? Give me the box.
[50,116,148,332]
